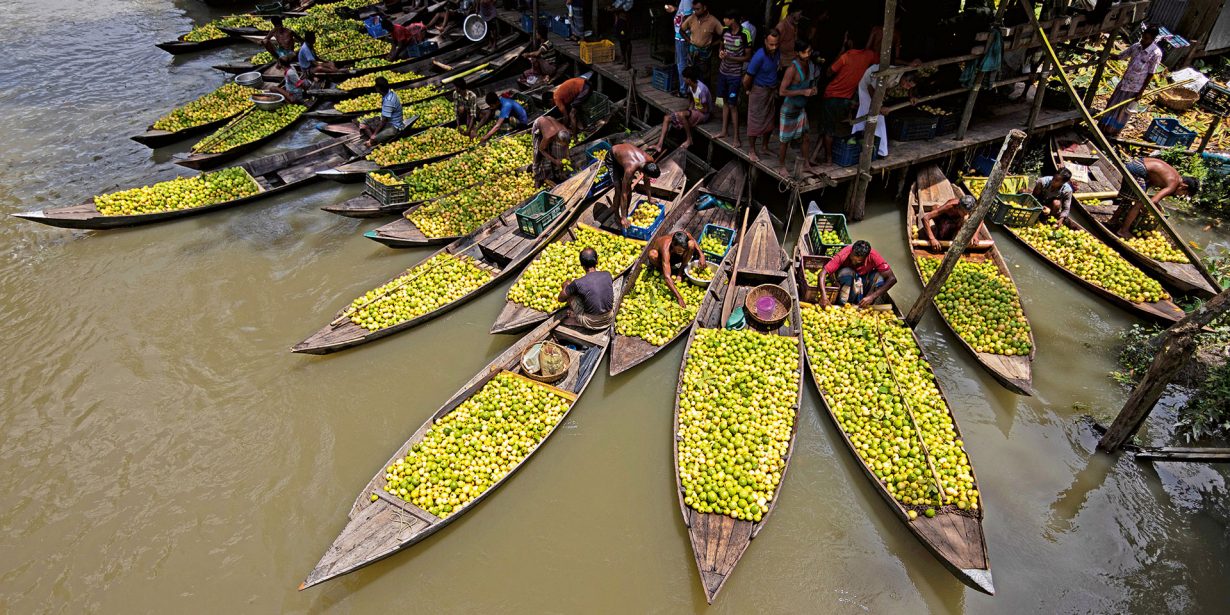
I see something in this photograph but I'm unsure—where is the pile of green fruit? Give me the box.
[1014,224,1169,303]
[191,104,305,154]
[325,0,382,9]
[359,97,458,127]
[335,85,445,114]
[215,14,273,30]
[152,82,257,132]
[95,167,260,216]
[916,257,1032,356]
[348,254,493,331]
[249,50,278,65]
[286,7,360,35]
[401,134,534,202]
[1124,229,1189,263]
[615,269,706,345]
[338,69,423,91]
[317,30,390,62]
[376,372,571,518]
[182,23,228,42]
[508,226,645,312]
[627,197,663,229]
[963,175,1031,200]
[352,57,395,70]
[802,267,827,288]
[367,127,477,167]
[409,172,537,238]
[699,231,730,258]
[813,229,846,254]
[689,262,714,282]
[368,171,401,186]
[677,328,800,521]
[801,304,980,515]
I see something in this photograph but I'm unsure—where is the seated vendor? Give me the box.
[917,194,994,253]
[819,240,897,308]
[559,248,615,330]
[647,231,705,307]
[1031,168,1074,228]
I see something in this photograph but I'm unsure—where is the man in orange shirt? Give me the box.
[817,35,877,164]
[551,76,592,133]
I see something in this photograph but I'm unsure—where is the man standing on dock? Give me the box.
[609,143,661,229]
[667,1,694,98]
[1099,25,1162,137]
[1032,169,1075,228]
[559,248,616,330]
[714,11,752,148]
[743,31,780,162]
[680,1,724,88]
[819,240,897,308]
[817,32,877,165]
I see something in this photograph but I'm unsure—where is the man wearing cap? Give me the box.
[917,195,995,253]
[819,240,897,308]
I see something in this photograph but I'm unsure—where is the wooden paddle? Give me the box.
[719,177,751,324]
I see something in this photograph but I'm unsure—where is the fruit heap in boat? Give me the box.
[1013,224,1169,303]
[408,172,537,238]
[366,127,479,167]
[191,104,306,154]
[94,168,261,216]
[508,226,645,312]
[336,85,445,114]
[399,134,534,202]
[152,83,257,132]
[347,254,494,331]
[916,256,1032,356]
[616,269,707,345]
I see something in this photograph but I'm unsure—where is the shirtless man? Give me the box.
[647,231,705,307]
[261,16,301,63]
[531,116,571,186]
[917,195,994,252]
[609,143,661,229]
[1118,156,1200,238]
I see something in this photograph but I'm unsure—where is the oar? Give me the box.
[874,321,948,508]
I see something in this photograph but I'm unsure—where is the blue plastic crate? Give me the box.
[972,151,997,176]
[699,224,735,261]
[651,65,678,93]
[623,196,666,241]
[549,16,571,38]
[404,40,438,59]
[1144,118,1197,149]
[832,137,882,167]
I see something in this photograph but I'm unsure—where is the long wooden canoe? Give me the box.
[999,217,1186,323]
[607,160,745,376]
[132,81,284,149]
[489,148,692,334]
[673,205,803,603]
[173,97,323,170]
[1050,130,1217,298]
[291,164,601,354]
[298,307,617,589]
[156,33,239,55]
[796,292,995,594]
[306,35,517,100]
[906,166,1036,395]
[13,135,367,230]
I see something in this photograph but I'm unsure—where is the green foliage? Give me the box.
[1111,323,1162,385]
[1155,147,1230,220]
[1017,143,1046,177]
[1176,363,1230,442]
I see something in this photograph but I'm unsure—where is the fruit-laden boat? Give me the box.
[607,160,746,376]
[299,303,619,588]
[155,32,239,55]
[173,96,324,170]
[1049,130,1217,298]
[905,165,1036,395]
[13,135,368,230]
[673,205,803,603]
[291,163,601,354]
[797,291,994,594]
[316,76,577,183]
[488,148,692,334]
[132,81,274,149]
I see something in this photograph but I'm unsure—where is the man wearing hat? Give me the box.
[917,194,995,253]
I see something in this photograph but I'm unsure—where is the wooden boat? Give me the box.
[489,148,691,334]
[1050,130,1217,298]
[291,164,600,354]
[156,33,239,55]
[326,32,469,81]
[999,217,1187,323]
[795,291,995,595]
[606,160,745,376]
[299,307,617,588]
[131,82,280,149]
[673,206,803,603]
[905,165,1036,395]
[213,58,275,75]
[173,98,321,171]
[306,35,516,99]
[13,135,367,230]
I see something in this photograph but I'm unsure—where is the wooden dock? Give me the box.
[498,10,1082,194]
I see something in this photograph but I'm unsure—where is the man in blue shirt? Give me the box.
[361,77,406,146]
[742,31,779,162]
[667,0,694,96]
[298,31,340,76]
[478,92,528,143]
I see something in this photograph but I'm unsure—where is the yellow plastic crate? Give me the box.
[579,39,615,64]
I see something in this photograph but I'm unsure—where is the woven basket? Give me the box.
[521,342,570,384]
[1157,87,1199,112]
[744,284,791,328]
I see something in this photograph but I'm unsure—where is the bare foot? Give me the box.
[681,140,692,149]
[733,139,742,148]
[748,151,760,162]
[715,131,727,140]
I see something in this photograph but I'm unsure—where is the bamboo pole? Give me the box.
[904,129,1026,327]
[956,0,1012,140]
[1083,30,1118,108]
[1090,79,1196,120]
[1197,113,1222,153]
[1099,288,1230,452]
[847,0,896,222]
[1017,0,1222,292]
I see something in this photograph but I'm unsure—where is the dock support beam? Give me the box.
[847,0,897,221]
[1099,289,1230,452]
[905,129,1026,327]
[1083,30,1118,109]
[956,1,1012,140]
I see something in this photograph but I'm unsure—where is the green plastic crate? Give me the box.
[992,193,1043,227]
[516,191,565,237]
[807,213,851,256]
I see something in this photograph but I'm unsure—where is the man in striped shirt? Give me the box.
[361,77,405,147]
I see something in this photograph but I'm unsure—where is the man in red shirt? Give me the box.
[551,76,592,133]
[819,240,897,308]
[387,18,427,60]
[817,38,878,164]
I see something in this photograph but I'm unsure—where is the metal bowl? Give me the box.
[250,92,285,111]
[235,71,263,88]
[684,260,717,287]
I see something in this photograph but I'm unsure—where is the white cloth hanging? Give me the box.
[852,63,889,158]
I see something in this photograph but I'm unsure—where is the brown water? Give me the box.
[1,1,1229,612]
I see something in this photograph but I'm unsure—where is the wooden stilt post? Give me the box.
[847,0,897,222]
[1083,30,1118,109]
[1018,0,1222,291]
[1099,288,1230,452]
[1197,113,1222,153]
[956,1,1013,140]
[904,129,1027,327]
